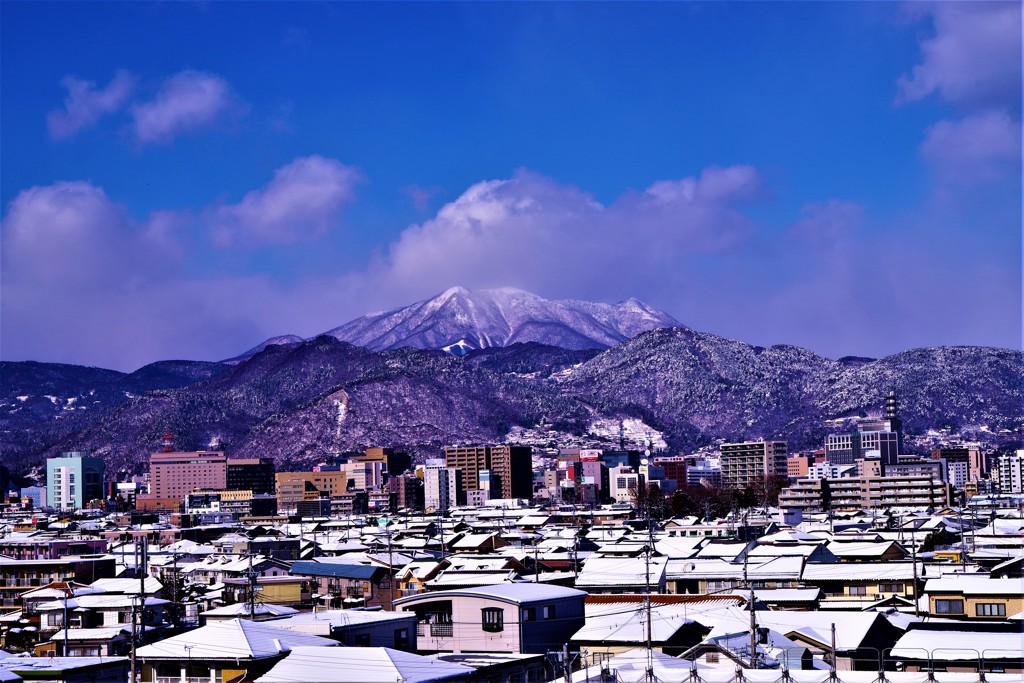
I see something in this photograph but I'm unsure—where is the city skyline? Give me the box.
[1,2,1020,371]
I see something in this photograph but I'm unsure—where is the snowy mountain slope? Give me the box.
[321,286,680,352]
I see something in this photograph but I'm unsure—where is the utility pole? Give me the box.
[247,553,257,618]
[385,519,395,610]
[644,513,654,682]
[129,593,139,683]
[62,589,69,656]
[911,538,920,618]
[743,536,757,669]
[829,622,838,678]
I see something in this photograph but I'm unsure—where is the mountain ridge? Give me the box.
[3,289,1020,474]
[3,329,1019,475]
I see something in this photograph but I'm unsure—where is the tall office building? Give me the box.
[720,440,788,490]
[226,458,276,495]
[46,452,104,511]
[825,393,903,470]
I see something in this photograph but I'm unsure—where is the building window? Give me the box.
[543,605,556,620]
[975,603,1006,617]
[935,599,964,614]
[523,607,536,621]
[481,607,504,632]
[878,583,903,594]
[849,586,867,596]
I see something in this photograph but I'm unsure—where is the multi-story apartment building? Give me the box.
[780,475,950,511]
[387,474,424,511]
[275,471,349,508]
[720,440,788,490]
[444,445,532,500]
[424,465,462,512]
[887,458,947,483]
[786,454,813,479]
[147,450,227,499]
[997,451,1024,494]
[931,447,987,487]
[444,446,490,494]
[490,445,532,499]
[46,452,104,511]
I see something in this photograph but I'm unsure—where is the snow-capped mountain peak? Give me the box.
[323,287,681,352]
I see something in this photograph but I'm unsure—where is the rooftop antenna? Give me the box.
[162,431,174,453]
[619,421,626,451]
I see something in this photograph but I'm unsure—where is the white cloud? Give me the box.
[131,70,236,144]
[208,155,360,246]
[921,110,1022,185]
[46,71,135,140]
[363,167,762,306]
[896,2,1021,111]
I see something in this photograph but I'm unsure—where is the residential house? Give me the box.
[394,584,586,654]
[136,618,338,683]
[924,578,1024,620]
[288,561,395,609]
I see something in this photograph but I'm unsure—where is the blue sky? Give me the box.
[1,2,1020,370]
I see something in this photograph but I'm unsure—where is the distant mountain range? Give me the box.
[2,288,1021,475]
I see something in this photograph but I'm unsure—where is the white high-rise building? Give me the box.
[997,451,1024,494]
[424,466,463,512]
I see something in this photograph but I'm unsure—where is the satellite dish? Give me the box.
[645,449,651,457]
[641,458,649,466]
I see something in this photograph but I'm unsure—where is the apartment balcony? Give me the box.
[416,622,453,638]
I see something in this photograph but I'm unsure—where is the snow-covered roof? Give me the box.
[802,562,921,581]
[891,629,1024,661]
[200,603,298,618]
[36,595,169,611]
[135,618,338,660]
[826,541,903,558]
[576,556,667,588]
[705,607,882,651]
[924,577,1024,595]
[255,646,473,683]
[573,603,699,643]
[395,583,585,607]
[752,588,823,603]
[49,627,128,641]
[89,576,163,594]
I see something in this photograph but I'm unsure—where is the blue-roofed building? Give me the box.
[289,561,395,610]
